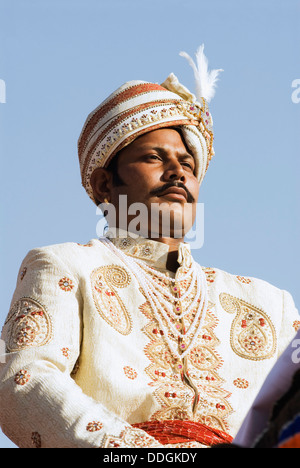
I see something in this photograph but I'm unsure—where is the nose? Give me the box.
[162,159,186,183]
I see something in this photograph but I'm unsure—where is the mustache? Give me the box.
[150,181,195,203]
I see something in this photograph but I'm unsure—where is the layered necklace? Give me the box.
[101,237,208,359]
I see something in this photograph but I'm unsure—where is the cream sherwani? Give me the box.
[0,234,299,448]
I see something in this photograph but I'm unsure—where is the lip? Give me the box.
[158,187,188,201]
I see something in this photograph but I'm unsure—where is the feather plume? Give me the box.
[179,44,223,103]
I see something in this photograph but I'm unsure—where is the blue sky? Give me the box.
[0,0,299,448]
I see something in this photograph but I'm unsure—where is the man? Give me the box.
[0,46,298,448]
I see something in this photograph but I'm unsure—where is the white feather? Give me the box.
[179,44,223,103]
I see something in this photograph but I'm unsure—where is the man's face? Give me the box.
[106,128,200,238]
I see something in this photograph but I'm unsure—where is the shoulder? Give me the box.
[202,265,282,294]
[201,265,292,317]
[19,239,111,278]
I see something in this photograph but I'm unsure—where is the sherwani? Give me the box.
[0,234,299,448]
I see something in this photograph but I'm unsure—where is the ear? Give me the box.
[90,168,113,204]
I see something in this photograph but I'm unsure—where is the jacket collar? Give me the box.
[104,228,193,271]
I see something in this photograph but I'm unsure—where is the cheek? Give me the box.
[120,166,158,191]
[188,177,200,199]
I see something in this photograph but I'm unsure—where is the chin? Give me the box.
[150,202,195,239]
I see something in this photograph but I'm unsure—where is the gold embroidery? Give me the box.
[293,320,300,332]
[86,421,103,432]
[203,268,216,283]
[123,366,138,380]
[58,277,74,291]
[61,347,70,358]
[91,265,132,335]
[233,378,249,389]
[236,276,251,284]
[140,266,232,433]
[20,267,27,281]
[31,432,41,448]
[5,297,53,352]
[102,426,160,448]
[219,293,277,360]
[14,369,31,385]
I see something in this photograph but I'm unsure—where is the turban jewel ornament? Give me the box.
[78,45,223,204]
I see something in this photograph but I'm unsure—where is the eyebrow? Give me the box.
[141,145,194,161]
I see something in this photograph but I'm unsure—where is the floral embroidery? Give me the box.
[31,432,41,448]
[14,369,30,385]
[293,321,300,332]
[86,421,103,432]
[113,237,136,250]
[4,297,52,352]
[20,267,27,280]
[91,265,132,335]
[123,366,138,380]
[203,268,216,283]
[219,293,276,361]
[58,277,74,292]
[236,276,251,284]
[62,347,70,358]
[102,426,160,448]
[233,378,249,389]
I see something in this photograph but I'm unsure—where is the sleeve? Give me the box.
[0,248,161,448]
[277,290,300,357]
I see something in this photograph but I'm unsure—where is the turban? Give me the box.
[78,45,223,204]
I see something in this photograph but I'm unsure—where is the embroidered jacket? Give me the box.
[0,234,299,448]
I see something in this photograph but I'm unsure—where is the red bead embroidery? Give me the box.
[123,366,138,380]
[58,277,74,292]
[293,321,300,332]
[236,276,252,284]
[86,421,103,432]
[20,267,27,280]
[233,378,249,389]
[14,369,30,385]
[31,432,41,448]
[61,347,70,358]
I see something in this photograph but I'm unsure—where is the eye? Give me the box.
[182,161,194,171]
[145,154,161,161]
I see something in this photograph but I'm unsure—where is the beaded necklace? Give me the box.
[101,238,208,359]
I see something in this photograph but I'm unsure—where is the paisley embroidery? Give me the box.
[91,265,132,335]
[5,297,53,352]
[219,293,277,360]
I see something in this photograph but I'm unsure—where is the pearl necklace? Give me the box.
[101,238,208,359]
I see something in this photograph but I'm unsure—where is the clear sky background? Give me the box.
[0,0,299,448]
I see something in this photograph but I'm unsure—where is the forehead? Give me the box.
[120,128,192,157]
